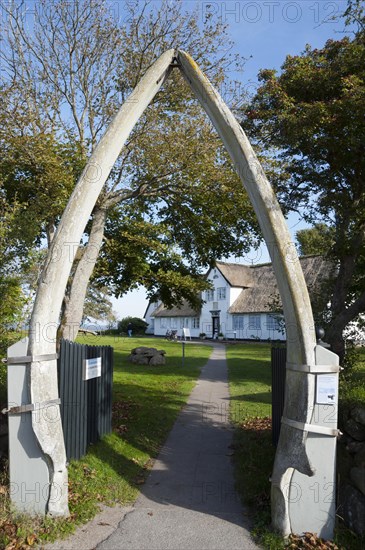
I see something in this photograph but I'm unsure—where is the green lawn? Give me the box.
[227,342,272,421]
[339,345,365,409]
[226,343,280,547]
[226,342,365,550]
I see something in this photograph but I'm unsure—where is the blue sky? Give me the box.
[113,0,350,320]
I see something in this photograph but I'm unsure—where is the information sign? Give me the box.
[316,374,338,404]
[83,357,102,380]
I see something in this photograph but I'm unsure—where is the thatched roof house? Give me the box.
[145,255,331,340]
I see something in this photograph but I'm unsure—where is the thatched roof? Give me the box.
[151,301,200,318]
[148,255,332,317]
[229,255,332,314]
[214,261,253,287]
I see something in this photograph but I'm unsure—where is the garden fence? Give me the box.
[271,346,286,446]
[57,340,113,460]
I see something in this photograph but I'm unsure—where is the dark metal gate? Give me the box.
[271,346,286,446]
[57,340,113,461]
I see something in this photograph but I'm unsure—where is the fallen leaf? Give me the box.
[26,534,37,546]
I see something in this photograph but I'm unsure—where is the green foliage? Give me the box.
[0,196,27,354]
[0,277,25,352]
[0,189,28,403]
[118,317,148,335]
[344,0,365,30]
[82,284,117,325]
[244,35,365,227]
[340,346,365,407]
[243,22,365,359]
[96,88,260,306]
[97,214,212,308]
[0,132,83,247]
[296,224,336,257]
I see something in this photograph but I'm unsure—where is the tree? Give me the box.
[296,224,336,257]
[118,317,148,336]
[0,133,83,247]
[82,284,117,327]
[0,191,28,356]
[1,0,258,342]
[242,10,365,360]
[344,0,365,31]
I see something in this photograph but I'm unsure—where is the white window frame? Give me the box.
[233,316,244,330]
[266,314,280,331]
[192,317,200,329]
[217,287,226,300]
[248,315,261,330]
[205,289,214,301]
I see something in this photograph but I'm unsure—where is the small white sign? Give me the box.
[83,357,102,380]
[316,374,338,404]
[182,328,191,340]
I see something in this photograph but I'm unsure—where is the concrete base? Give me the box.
[7,338,49,514]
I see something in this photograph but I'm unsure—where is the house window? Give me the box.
[217,287,226,300]
[233,316,244,330]
[192,317,200,329]
[161,318,170,329]
[266,314,281,331]
[248,315,261,330]
[205,289,214,301]
[171,318,178,329]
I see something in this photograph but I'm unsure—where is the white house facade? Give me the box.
[145,256,328,340]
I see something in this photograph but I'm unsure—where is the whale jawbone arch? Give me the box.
[25,49,335,540]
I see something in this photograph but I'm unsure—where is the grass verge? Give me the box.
[0,336,212,549]
[227,343,282,548]
[226,342,365,550]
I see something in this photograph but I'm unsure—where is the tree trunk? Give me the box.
[326,322,346,363]
[326,298,365,367]
[58,207,107,341]
[323,253,365,363]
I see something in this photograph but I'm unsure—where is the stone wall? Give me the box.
[338,405,365,536]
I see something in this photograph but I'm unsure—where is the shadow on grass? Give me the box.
[232,419,275,522]
[228,391,272,405]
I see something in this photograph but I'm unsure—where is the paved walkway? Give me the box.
[46,344,258,550]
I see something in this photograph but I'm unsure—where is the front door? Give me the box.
[212,316,220,339]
